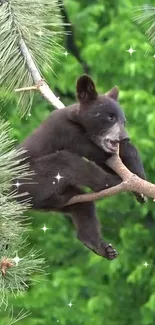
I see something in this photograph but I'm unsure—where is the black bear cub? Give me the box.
[15,75,146,260]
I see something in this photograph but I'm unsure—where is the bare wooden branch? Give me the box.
[18,38,65,110]
[65,149,155,206]
[15,86,37,92]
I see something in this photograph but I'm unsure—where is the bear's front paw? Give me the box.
[104,243,118,260]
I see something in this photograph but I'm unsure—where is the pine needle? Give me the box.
[3,307,31,325]
[134,5,155,46]
[0,118,34,194]
[0,118,45,308]
[0,0,66,116]
[0,236,45,308]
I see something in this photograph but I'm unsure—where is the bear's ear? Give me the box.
[105,86,119,101]
[76,75,98,103]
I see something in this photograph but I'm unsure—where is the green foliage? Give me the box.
[0,120,45,311]
[1,0,155,324]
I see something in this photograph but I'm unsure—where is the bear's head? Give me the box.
[72,74,129,153]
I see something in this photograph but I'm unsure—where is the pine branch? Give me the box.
[3,308,31,325]
[133,5,155,46]
[0,0,66,318]
[0,236,45,308]
[0,119,45,308]
[17,38,65,109]
[0,0,66,116]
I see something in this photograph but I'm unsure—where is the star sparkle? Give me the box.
[126,47,136,56]
[68,301,73,307]
[143,261,149,267]
[37,30,43,37]
[14,181,20,188]
[64,51,69,57]
[54,172,64,183]
[41,225,49,233]
[12,252,23,266]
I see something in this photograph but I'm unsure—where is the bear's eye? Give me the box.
[93,112,101,117]
[107,114,116,122]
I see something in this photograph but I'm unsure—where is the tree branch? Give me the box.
[65,149,155,206]
[18,38,65,110]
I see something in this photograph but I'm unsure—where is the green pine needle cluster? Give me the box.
[0,118,45,309]
[0,0,66,116]
[3,308,31,325]
[134,5,155,46]
[0,238,45,309]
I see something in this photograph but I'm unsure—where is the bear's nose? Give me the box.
[119,128,129,141]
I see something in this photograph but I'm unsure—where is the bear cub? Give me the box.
[14,75,146,260]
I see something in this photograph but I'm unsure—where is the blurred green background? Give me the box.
[1,0,155,324]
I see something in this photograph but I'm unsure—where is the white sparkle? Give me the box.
[126,47,136,56]
[54,172,64,183]
[64,51,69,57]
[153,55,155,58]
[12,252,23,266]
[14,181,20,188]
[37,30,43,37]
[68,301,73,307]
[143,261,149,267]
[53,181,56,185]
[28,112,31,117]
[41,225,49,233]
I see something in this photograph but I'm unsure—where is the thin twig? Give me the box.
[15,86,37,92]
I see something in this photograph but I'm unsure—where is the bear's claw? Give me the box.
[105,243,118,260]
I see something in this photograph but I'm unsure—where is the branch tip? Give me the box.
[0,257,14,276]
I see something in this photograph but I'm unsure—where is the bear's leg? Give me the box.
[22,150,121,209]
[60,188,118,260]
[119,140,146,179]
